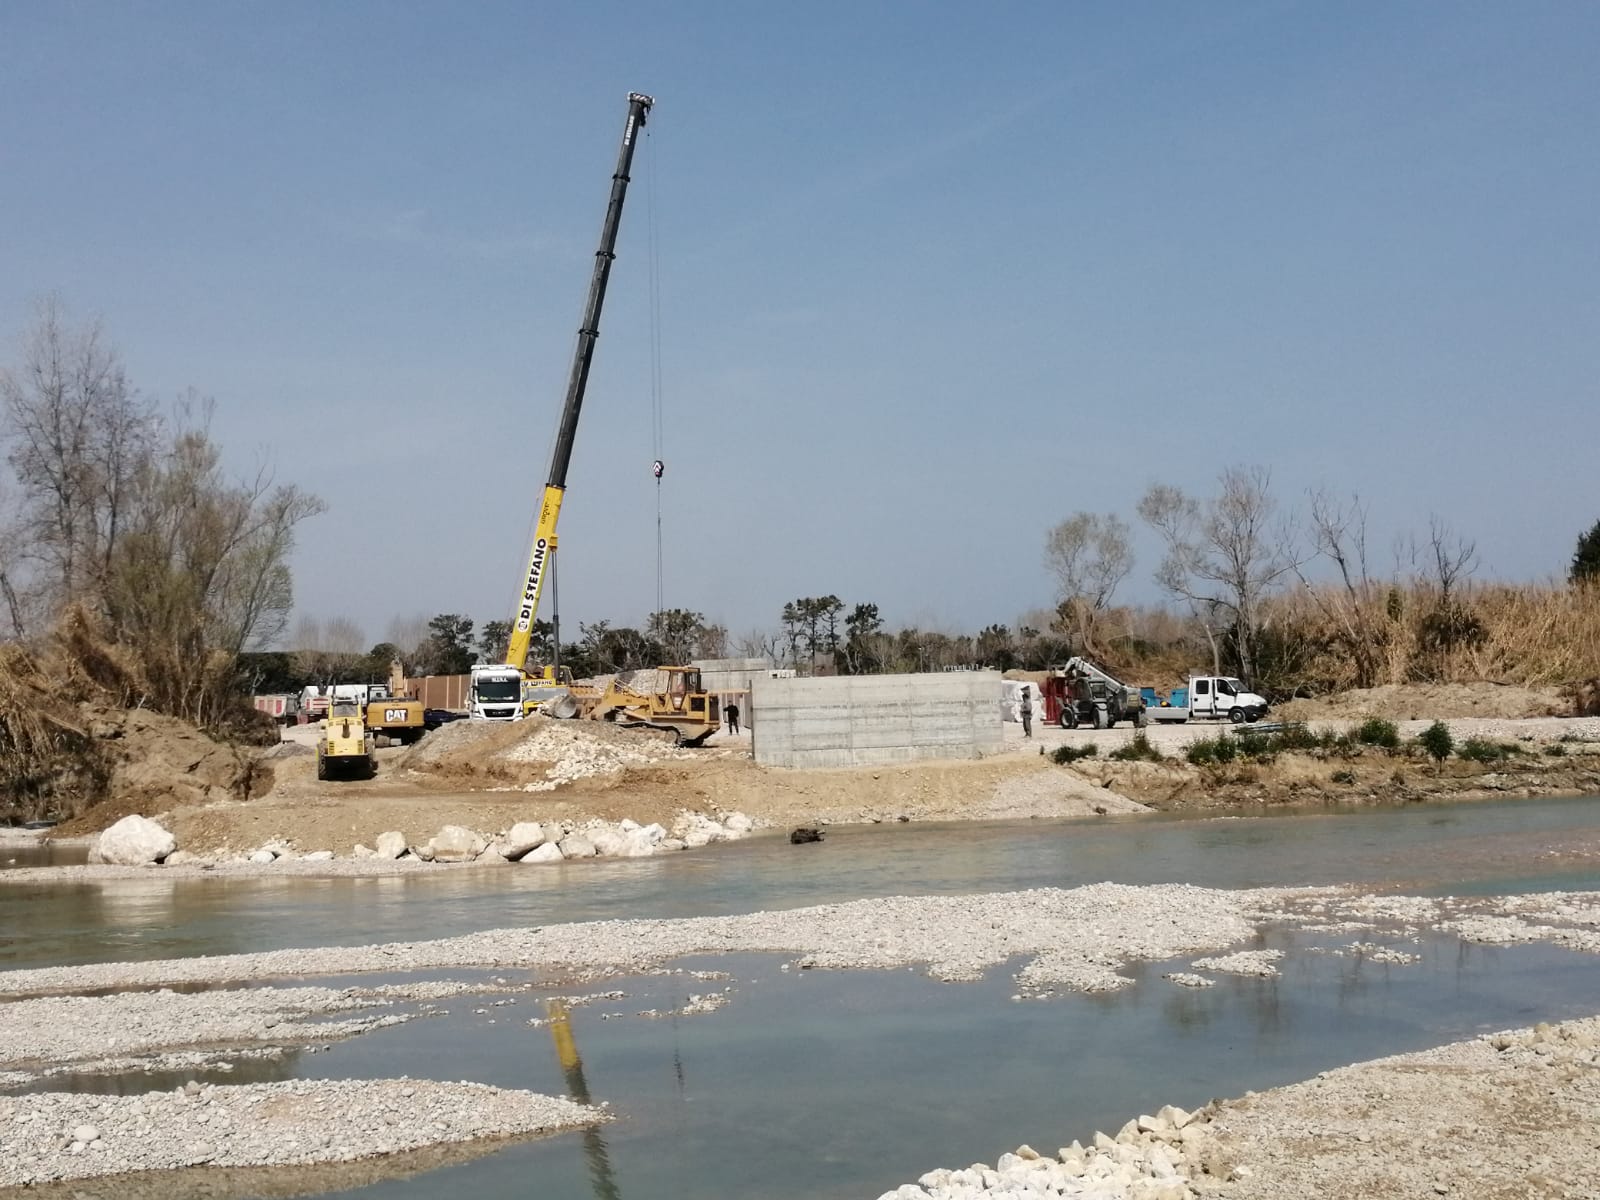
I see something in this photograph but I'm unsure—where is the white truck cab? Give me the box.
[1148,675,1270,724]
[469,663,524,721]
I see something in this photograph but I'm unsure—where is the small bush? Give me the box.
[1186,734,1237,766]
[1330,769,1357,785]
[1109,733,1164,763]
[1418,721,1454,766]
[1232,730,1281,762]
[1272,724,1322,752]
[1545,743,1568,757]
[1052,744,1098,765]
[1458,737,1521,763]
[1354,718,1401,750]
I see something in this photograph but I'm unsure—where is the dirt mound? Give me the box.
[399,716,692,790]
[1275,681,1567,723]
[51,705,271,834]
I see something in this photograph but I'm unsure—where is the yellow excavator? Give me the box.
[484,91,718,746]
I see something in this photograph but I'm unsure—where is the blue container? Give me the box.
[1170,686,1189,709]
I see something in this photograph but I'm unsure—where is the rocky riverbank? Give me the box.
[872,1014,1600,1199]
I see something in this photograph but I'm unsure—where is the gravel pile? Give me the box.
[0,1077,603,1187]
[494,722,693,790]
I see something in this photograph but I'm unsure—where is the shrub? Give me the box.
[1545,743,1568,757]
[1272,724,1322,752]
[1457,738,1524,763]
[1109,733,1164,763]
[1418,721,1455,766]
[1330,769,1357,785]
[1354,718,1401,750]
[1052,744,1098,765]
[1232,730,1275,761]
[1186,734,1237,766]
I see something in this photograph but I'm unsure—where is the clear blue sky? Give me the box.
[3,1,1597,647]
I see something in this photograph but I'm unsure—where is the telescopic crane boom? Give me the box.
[503,92,654,674]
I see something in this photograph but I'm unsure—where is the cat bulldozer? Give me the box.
[571,666,720,746]
[317,695,377,780]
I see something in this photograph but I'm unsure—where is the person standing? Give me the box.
[1020,686,1033,738]
[726,701,741,735]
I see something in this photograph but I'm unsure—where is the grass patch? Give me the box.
[1186,734,1238,766]
[1052,744,1098,765]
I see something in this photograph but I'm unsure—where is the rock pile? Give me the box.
[231,810,759,868]
[878,1106,1213,1200]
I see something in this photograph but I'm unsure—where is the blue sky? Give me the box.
[3,1,1597,647]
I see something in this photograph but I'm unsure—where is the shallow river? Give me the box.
[5,795,1600,1199]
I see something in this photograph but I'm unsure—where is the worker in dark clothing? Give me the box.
[726,702,741,735]
[1020,687,1033,738]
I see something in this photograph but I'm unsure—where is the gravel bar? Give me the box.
[0,883,1287,999]
[5,884,1600,1006]
[872,1015,1600,1199]
[0,1077,604,1188]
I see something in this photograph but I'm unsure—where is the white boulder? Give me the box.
[502,822,547,859]
[301,850,335,862]
[520,842,564,864]
[375,831,408,860]
[352,844,376,859]
[558,835,596,858]
[587,826,630,857]
[427,825,486,863]
[96,815,176,866]
[247,849,276,864]
[724,812,754,833]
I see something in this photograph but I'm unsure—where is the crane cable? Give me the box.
[646,121,666,622]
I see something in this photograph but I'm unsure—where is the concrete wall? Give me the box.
[751,671,1003,768]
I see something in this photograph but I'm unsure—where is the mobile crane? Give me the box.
[470,93,720,747]
[469,92,654,722]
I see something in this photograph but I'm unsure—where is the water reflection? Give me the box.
[547,999,623,1200]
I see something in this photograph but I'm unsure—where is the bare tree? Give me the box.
[1138,466,1299,685]
[1294,490,1390,688]
[1043,512,1133,655]
[1411,515,1483,677]
[0,296,157,622]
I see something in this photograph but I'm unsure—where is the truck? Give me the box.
[252,693,301,726]
[1145,676,1270,724]
[1040,656,1147,729]
[468,663,525,722]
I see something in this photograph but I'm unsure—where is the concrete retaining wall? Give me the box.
[751,671,1003,768]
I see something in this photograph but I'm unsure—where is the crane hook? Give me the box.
[652,459,664,479]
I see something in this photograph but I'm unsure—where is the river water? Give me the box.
[5,795,1600,1199]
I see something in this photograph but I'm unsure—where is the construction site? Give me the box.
[5,17,1600,1200]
